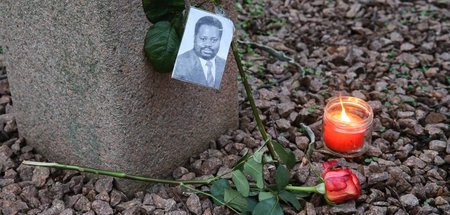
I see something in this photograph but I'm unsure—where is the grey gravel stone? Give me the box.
[3,183,22,195]
[0,144,13,158]
[122,207,142,215]
[400,43,415,51]
[275,118,291,131]
[95,177,113,194]
[330,200,357,213]
[417,205,439,215]
[167,210,188,215]
[434,156,445,166]
[186,194,202,215]
[74,196,91,212]
[195,158,223,175]
[368,100,383,113]
[60,209,75,215]
[40,199,65,215]
[404,156,427,169]
[381,129,400,142]
[92,200,114,215]
[365,206,387,215]
[110,189,126,207]
[1,200,29,214]
[142,193,154,205]
[397,53,419,68]
[116,198,142,211]
[368,172,389,185]
[400,194,419,208]
[141,205,156,214]
[172,167,189,179]
[95,191,110,202]
[367,189,385,203]
[152,194,176,211]
[32,166,50,187]
[277,102,296,117]
[429,140,447,152]
[397,111,414,118]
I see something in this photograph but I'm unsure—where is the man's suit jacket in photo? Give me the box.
[172,50,226,89]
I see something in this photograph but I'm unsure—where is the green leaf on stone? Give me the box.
[272,141,296,169]
[210,179,230,205]
[243,158,264,189]
[252,197,284,215]
[144,21,180,73]
[232,170,250,197]
[224,188,248,212]
[275,165,290,191]
[279,191,301,210]
[258,192,274,201]
[142,0,185,23]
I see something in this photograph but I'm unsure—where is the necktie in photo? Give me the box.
[206,60,214,86]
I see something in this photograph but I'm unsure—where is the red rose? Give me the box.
[321,160,361,203]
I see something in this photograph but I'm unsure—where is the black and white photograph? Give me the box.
[171,7,234,89]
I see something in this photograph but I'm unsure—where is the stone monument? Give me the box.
[2,0,238,192]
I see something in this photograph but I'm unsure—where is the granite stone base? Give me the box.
[2,0,238,193]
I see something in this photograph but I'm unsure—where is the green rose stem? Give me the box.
[22,161,214,185]
[231,40,277,160]
[285,183,326,195]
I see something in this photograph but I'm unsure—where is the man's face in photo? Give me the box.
[194,24,221,60]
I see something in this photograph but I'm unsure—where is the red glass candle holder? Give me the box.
[322,96,373,157]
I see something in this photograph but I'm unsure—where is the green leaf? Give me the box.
[279,191,301,210]
[210,179,230,205]
[224,188,248,212]
[142,0,185,23]
[232,170,250,197]
[246,197,258,212]
[258,192,274,201]
[171,12,185,38]
[253,150,264,163]
[243,159,264,189]
[263,154,274,163]
[252,197,284,215]
[272,141,296,169]
[144,21,180,73]
[248,191,259,197]
[233,152,251,171]
[275,165,290,191]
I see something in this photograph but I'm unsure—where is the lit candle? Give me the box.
[322,96,373,156]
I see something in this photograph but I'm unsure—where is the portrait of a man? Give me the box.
[172,7,234,89]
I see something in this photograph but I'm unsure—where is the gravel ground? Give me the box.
[1,0,449,214]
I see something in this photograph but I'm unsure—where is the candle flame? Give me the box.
[339,96,351,122]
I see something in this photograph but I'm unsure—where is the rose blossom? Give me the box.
[321,160,361,203]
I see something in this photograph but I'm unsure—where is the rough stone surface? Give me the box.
[429,140,447,152]
[95,177,114,194]
[330,200,357,214]
[92,200,114,215]
[186,194,202,215]
[400,194,419,208]
[2,0,238,193]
